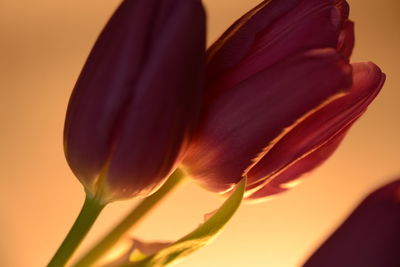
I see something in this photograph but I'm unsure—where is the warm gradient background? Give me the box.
[1,0,399,266]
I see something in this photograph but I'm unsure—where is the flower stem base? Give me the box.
[48,195,106,267]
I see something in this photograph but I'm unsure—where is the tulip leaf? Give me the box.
[122,178,246,267]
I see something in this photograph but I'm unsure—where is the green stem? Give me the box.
[48,195,106,267]
[72,169,186,267]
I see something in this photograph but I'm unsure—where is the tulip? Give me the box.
[303,178,400,267]
[182,0,385,199]
[64,0,206,203]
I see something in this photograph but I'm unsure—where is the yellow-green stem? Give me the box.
[73,169,186,267]
[48,195,106,267]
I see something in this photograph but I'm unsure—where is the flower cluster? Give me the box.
[64,0,384,202]
[52,0,392,266]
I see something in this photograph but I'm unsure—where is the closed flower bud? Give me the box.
[304,179,400,267]
[64,0,206,202]
[182,0,385,199]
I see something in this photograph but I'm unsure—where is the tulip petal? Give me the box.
[247,62,385,195]
[64,0,206,200]
[207,0,298,85]
[246,125,349,200]
[207,0,351,99]
[103,0,206,199]
[303,179,400,267]
[337,20,355,59]
[64,0,162,190]
[184,48,352,193]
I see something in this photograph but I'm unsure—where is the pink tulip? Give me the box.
[182,0,385,199]
[304,178,400,267]
[64,0,206,202]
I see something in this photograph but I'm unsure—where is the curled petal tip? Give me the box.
[246,61,384,198]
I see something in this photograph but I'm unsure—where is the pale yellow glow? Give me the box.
[97,239,132,266]
[280,179,303,189]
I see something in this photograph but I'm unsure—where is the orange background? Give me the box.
[1,0,399,266]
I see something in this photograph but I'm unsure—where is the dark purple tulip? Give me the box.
[182,0,385,199]
[304,179,400,267]
[64,0,206,202]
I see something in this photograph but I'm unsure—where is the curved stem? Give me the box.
[73,169,186,267]
[48,195,106,267]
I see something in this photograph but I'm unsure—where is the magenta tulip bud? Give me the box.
[304,179,400,267]
[182,0,385,199]
[64,0,206,202]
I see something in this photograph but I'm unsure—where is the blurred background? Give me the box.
[0,0,399,266]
